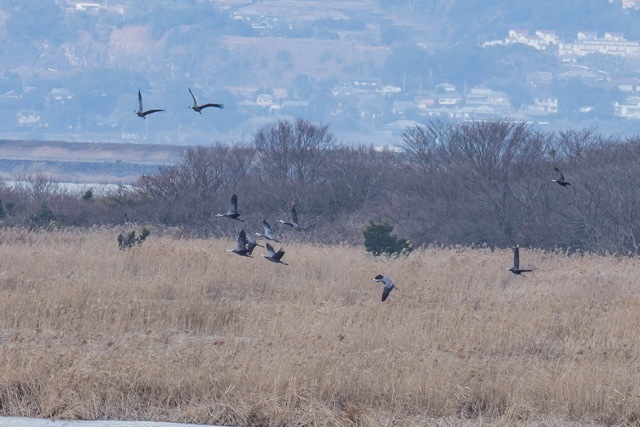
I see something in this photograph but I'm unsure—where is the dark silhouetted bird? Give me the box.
[279,201,306,231]
[216,194,244,222]
[552,167,571,188]
[506,245,532,276]
[188,88,223,113]
[225,229,251,256]
[134,89,164,118]
[372,274,399,302]
[256,219,281,243]
[261,242,287,265]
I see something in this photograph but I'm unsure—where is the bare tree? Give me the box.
[397,120,460,172]
[134,145,254,225]
[253,118,336,184]
[451,120,545,245]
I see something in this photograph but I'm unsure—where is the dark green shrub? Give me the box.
[363,221,413,256]
[82,188,94,201]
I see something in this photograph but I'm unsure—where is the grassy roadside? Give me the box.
[0,228,639,426]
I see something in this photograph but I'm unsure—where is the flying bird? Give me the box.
[225,229,252,257]
[372,274,399,302]
[260,242,287,265]
[255,218,281,243]
[279,201,306,231]
[505,245,532,276]
[188,88,224,113]
[216,194,244,222]
[134,89,164,119]
[552,167,571,188]
[245,235,263,256]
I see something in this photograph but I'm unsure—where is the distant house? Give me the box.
[435,82,456,93]
[417,98,436,109]
[560,32,640,58]
[521,95,558,116]
[352,79,379,88]
[47,88,73,104]
[378,85,402,95]
[75,3,102,12]
[466,87,510,108]
[557,68,605,82]
[535,30,558,44]
[533,97,558,113]
[615,78,640,93]
[17,110,41,126]
[438,96,462,107]
[256,93,273,107]
[500,29,558,50]
[614,96,640,119]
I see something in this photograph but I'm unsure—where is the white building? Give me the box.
[559,32,640,57]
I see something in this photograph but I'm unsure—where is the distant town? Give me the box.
[3,1,640,146]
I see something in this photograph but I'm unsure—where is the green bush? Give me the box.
[363,221,412,256]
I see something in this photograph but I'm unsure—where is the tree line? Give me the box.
[1,118,639,256]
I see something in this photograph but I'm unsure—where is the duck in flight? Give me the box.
[279,201,306,231]
[134,89,164,119]
[216,194,244,222]
[372,274,399,302]
[552,167,571,188]
[256,218,281,243]
[505,245,532,276]
[260,242,287,265]
[188,88,224,114]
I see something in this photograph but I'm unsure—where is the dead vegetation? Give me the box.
[0,228,639,426]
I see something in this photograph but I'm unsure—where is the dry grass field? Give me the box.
[0,228,639,426]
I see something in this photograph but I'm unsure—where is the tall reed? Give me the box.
[0,228,638,426]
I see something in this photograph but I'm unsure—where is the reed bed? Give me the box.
[0,227,639,426]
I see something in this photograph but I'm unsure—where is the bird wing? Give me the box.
[138,89,143,112]
[265,242,276,257]
[189,88,198,107]
[263,219,274,237]
[381,286,392,302]
[229,194,239,215]
[237,229,248,251]
[246,238,258,255]
[142,109,164,115]
[272,248,286,261]
[554,167,565,181]
[513,246,520,270]
[289,202,299,224]
[201,103,224,109]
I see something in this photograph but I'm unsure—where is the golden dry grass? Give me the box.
[0,228,639,426]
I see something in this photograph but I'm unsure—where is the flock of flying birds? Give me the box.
[218,194,301,266]
[134,87,574,302]
[215,168,572,302]
[214,193,402,301]
[134,88,224,119]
